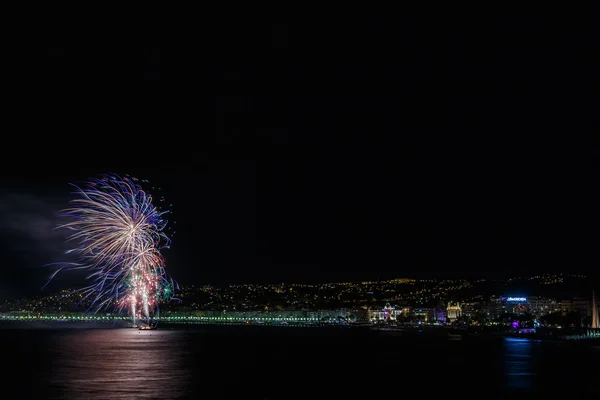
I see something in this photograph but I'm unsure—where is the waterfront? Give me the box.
[2,325,600,398]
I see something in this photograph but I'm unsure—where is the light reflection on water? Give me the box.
[503,338,536,390]
[3,326,600,398]
[47,329,192,399]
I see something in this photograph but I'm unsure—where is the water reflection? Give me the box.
[46,329,192,399]
[503,338,535,390]
[3,326,597,398]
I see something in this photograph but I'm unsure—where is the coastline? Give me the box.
[0,320,350,330]
[0,320,133,329]
[1,320,599,346]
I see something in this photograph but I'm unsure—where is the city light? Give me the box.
[506,297,527,302]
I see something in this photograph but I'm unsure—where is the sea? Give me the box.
[1,324,600,399]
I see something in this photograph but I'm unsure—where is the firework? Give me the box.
[45,174,178,325]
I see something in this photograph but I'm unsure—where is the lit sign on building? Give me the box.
[506,297,527,302]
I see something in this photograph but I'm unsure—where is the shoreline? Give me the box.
[1,320,599,345]
[0,320,350,329]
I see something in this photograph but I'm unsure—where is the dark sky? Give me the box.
[2,18,600,299]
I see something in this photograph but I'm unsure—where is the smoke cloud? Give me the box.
[0,191,75,299]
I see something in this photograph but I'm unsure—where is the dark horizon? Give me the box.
[3,20,600,300]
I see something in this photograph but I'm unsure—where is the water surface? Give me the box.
[2,325,599,398]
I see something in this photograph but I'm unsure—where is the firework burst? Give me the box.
[45,174,178,325]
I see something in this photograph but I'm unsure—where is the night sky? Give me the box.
[2,19,600,299]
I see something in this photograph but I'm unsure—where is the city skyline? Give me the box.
[4,272,598,332]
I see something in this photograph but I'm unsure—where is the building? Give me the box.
[446,302,462,322]
[429,306,446,323]
[369,302,402,322]
[559,292,600,329]
[561,298,594,318]
[462,301,482,320]
[466,295,560,322]
[480,296,531,320]
[527,296,560,318]
[503,296,529,316]
[480,296,505,320]
[347,307,370,323]
[412,307,430,322]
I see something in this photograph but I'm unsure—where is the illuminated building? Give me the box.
[504,296,529,316]
[461,301,482,320]
[429,306,446,323]
[446,302,461,321]
[480,296,531,320]
[369,302,402,322]
[527,296,560,318]
[413,307,430,322]
[481,297,504,320]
